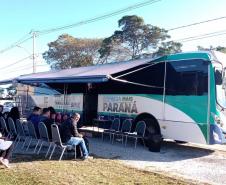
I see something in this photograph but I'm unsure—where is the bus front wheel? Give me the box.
[143,118,162,152]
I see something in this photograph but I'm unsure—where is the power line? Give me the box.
[37,0,161,36]
[173,29,226,43]
[0,34,32,54]
[178,32,226,43]
[2,64,48,75]
[168,16,226,31]
[0,56,31,71]
[4,29,226,73]
[0,59,46,73]
[3,31,226,76]
[0,0,161,55]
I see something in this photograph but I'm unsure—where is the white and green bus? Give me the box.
[11,51,226,145]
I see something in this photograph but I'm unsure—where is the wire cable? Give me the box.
[2,64,48,75]
[0,56,32,71]
[0,0,161,55]
[37,0,161,35]
[173,29,226,43]
[0,34,32,54]
[168,16,226,31]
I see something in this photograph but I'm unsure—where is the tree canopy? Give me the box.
[98,15,182,63]
[43,15,182,69]
[43,34,102,69]
[197,45,226,54]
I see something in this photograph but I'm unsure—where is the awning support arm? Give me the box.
[114,61,162,79]
[108,75,163,89]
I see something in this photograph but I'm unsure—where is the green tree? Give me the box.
[197,45,226,54]
[43,34,102,69]
[99,15,182,63]
[197,45,214,51]
[154,41,182,56]
[215,46,226,54]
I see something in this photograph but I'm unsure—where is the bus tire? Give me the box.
[143,118,162,152]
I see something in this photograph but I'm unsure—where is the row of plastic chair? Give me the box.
[102,118,146,148]
[23,121,77,161]
[0,117,78,161]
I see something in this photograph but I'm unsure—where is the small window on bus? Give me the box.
[215,69,222,85]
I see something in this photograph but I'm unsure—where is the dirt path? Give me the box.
[89,138,226,185]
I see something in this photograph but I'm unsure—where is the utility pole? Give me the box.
[32,31,36,73]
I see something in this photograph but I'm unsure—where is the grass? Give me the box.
[0,153,193,185]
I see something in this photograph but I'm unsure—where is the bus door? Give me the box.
[83,92,98,126]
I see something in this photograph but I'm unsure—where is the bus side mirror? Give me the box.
[215,70,222,85]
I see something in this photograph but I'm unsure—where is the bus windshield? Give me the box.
[215,66,226,109]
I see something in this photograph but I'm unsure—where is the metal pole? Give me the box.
[207,64,211,144]
[32,32,36,73]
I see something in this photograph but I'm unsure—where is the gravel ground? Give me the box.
[89,137,226,185]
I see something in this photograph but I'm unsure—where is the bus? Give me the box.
[12,51,226,145]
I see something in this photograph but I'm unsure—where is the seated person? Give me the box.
[50,112,56,124]
[0,132,13,168]
[0,105,3,131]
[48,106,56,116]
[60,113,89,159]
[55,113,62,125]
[39,108,53,139]
[0,105,3,117]
[7,107,20,124]
[62,113,69,123]
[27,106,42,138]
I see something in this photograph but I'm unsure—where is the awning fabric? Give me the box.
[0,58,152,85]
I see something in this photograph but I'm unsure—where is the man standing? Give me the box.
[60,113,89,159]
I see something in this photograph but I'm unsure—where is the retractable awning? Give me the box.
[0,58,153,85]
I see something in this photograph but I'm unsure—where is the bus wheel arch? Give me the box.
[134,113,161,135]
[134,113,162,151]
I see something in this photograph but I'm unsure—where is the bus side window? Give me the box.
[166,59,208,96]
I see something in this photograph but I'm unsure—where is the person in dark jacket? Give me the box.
[39,108,53,139]
[55,112,62,125]
[27,106,42,138]
[7,107,20,124]
[0,105,3,117]
[60,113,89,159]
[0,105,3,131]
[62,113,69,123]
[6,107,20,134]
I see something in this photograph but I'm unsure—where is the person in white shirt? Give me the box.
[0,132,13,168]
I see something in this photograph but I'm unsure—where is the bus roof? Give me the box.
[166,51,211,61]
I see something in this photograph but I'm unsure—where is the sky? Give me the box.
[1,0,226,80]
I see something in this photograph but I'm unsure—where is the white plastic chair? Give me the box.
[37,122,53,157]
[49,124,77,161]
[26,121,39,152]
